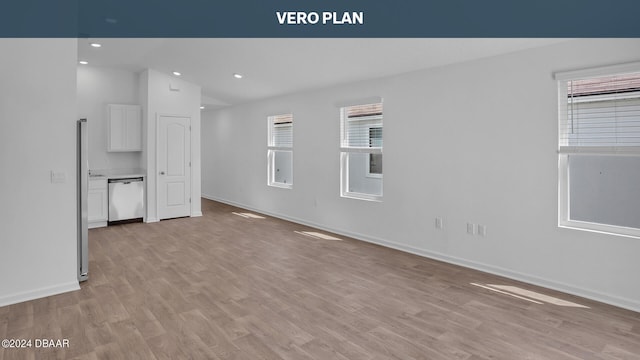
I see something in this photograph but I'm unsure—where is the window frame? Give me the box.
[365,124,383,178]
[267,114,293,189]
[555,62,640,239]
[339,104,383,201]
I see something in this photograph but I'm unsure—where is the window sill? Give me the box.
[559,220,640,240]
[341,191,382,202]
[268,182,293,189]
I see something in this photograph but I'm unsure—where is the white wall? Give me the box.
[77,66,142,171]
[202,39,640,312]
[0,39,80,306]
[140,69,202,221]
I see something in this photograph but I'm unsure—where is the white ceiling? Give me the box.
[77,38,569,109]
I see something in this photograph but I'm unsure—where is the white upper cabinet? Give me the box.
[108,104,142,152]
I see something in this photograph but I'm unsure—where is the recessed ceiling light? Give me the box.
[90,43,102,48]
[172,71,182,76]
[233,73,243,79]
[78,60,88,65]
[200,106,205,110]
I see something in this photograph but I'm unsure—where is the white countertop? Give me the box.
[89,168,146,180]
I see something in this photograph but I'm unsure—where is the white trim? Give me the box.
[559,220,640,240]
[155,113,160,222]
[267,146,293,151]
[339,147,382,154]
[554,61,640,81]
[191,211,203,217]
[268,182,293,190]
[557,154,569,232]
[341,190,382,202]
[0,281,80,307]
[201,194,640,313]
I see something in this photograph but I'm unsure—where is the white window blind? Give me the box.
[269,113,293,148]
[559,72,640,154]
[341,103,383,151]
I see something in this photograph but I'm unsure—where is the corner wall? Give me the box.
[202,39,640,312]
[0,39,80,306]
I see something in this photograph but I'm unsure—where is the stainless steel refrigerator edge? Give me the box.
[77,119,88,282]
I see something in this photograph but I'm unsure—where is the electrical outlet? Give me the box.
[467,222,475,235]
[477,224,486,237]
[51,170,66,184]
[435,217,443,229]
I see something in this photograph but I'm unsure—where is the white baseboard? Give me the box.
[202,194,640,313]
[192,211,203,217]
[145,217,159,223]
[0,281,80,308]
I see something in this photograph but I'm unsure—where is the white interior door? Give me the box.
[158,115,191,220]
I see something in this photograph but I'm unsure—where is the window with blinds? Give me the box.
[559,73,640,153]
[340,102,383,201]
[267,114,293,188]
[556,65,640,238]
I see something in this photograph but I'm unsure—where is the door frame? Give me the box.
[155,113,193,220]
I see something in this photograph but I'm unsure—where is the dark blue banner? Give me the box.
[1,0,639,37]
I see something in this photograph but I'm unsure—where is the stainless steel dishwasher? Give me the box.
[108,177,144,223]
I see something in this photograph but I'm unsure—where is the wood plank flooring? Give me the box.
[1,198,640,359]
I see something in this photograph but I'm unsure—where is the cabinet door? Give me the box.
[125,106,142,151]
[108,104,142,152]
[88,188,108,222]
[108,105,126,151]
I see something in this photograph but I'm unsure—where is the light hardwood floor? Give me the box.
[1,199,639,359]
